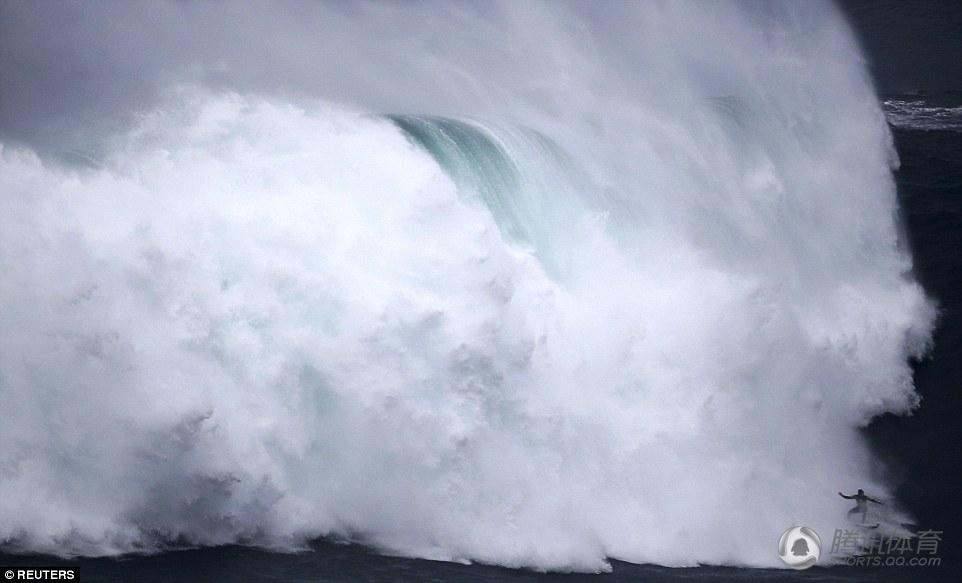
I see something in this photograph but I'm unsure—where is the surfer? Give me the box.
[839,489,883,523]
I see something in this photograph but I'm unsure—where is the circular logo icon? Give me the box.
[778,526,820,569]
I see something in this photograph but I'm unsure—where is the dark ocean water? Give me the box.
[0,539,959,583]
[2,97,961,582]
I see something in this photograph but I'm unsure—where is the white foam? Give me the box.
[0,0,935,570]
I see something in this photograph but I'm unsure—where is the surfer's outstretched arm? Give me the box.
[838,492,854,499]
[868,497,883,504]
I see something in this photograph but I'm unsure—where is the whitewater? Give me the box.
[0,0,936,571]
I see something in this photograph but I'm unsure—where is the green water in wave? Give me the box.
[388,115,585,277]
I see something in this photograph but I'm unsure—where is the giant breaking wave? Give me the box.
[0,0,936,571]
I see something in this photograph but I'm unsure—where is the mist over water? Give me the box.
[0,0,936,571]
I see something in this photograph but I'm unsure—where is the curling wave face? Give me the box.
[0,0,936,571]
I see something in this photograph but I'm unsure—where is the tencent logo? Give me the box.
[778,526,821,569]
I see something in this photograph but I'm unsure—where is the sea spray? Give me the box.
[0,0,934,570]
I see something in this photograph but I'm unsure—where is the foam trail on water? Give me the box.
[0,0,935,571]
